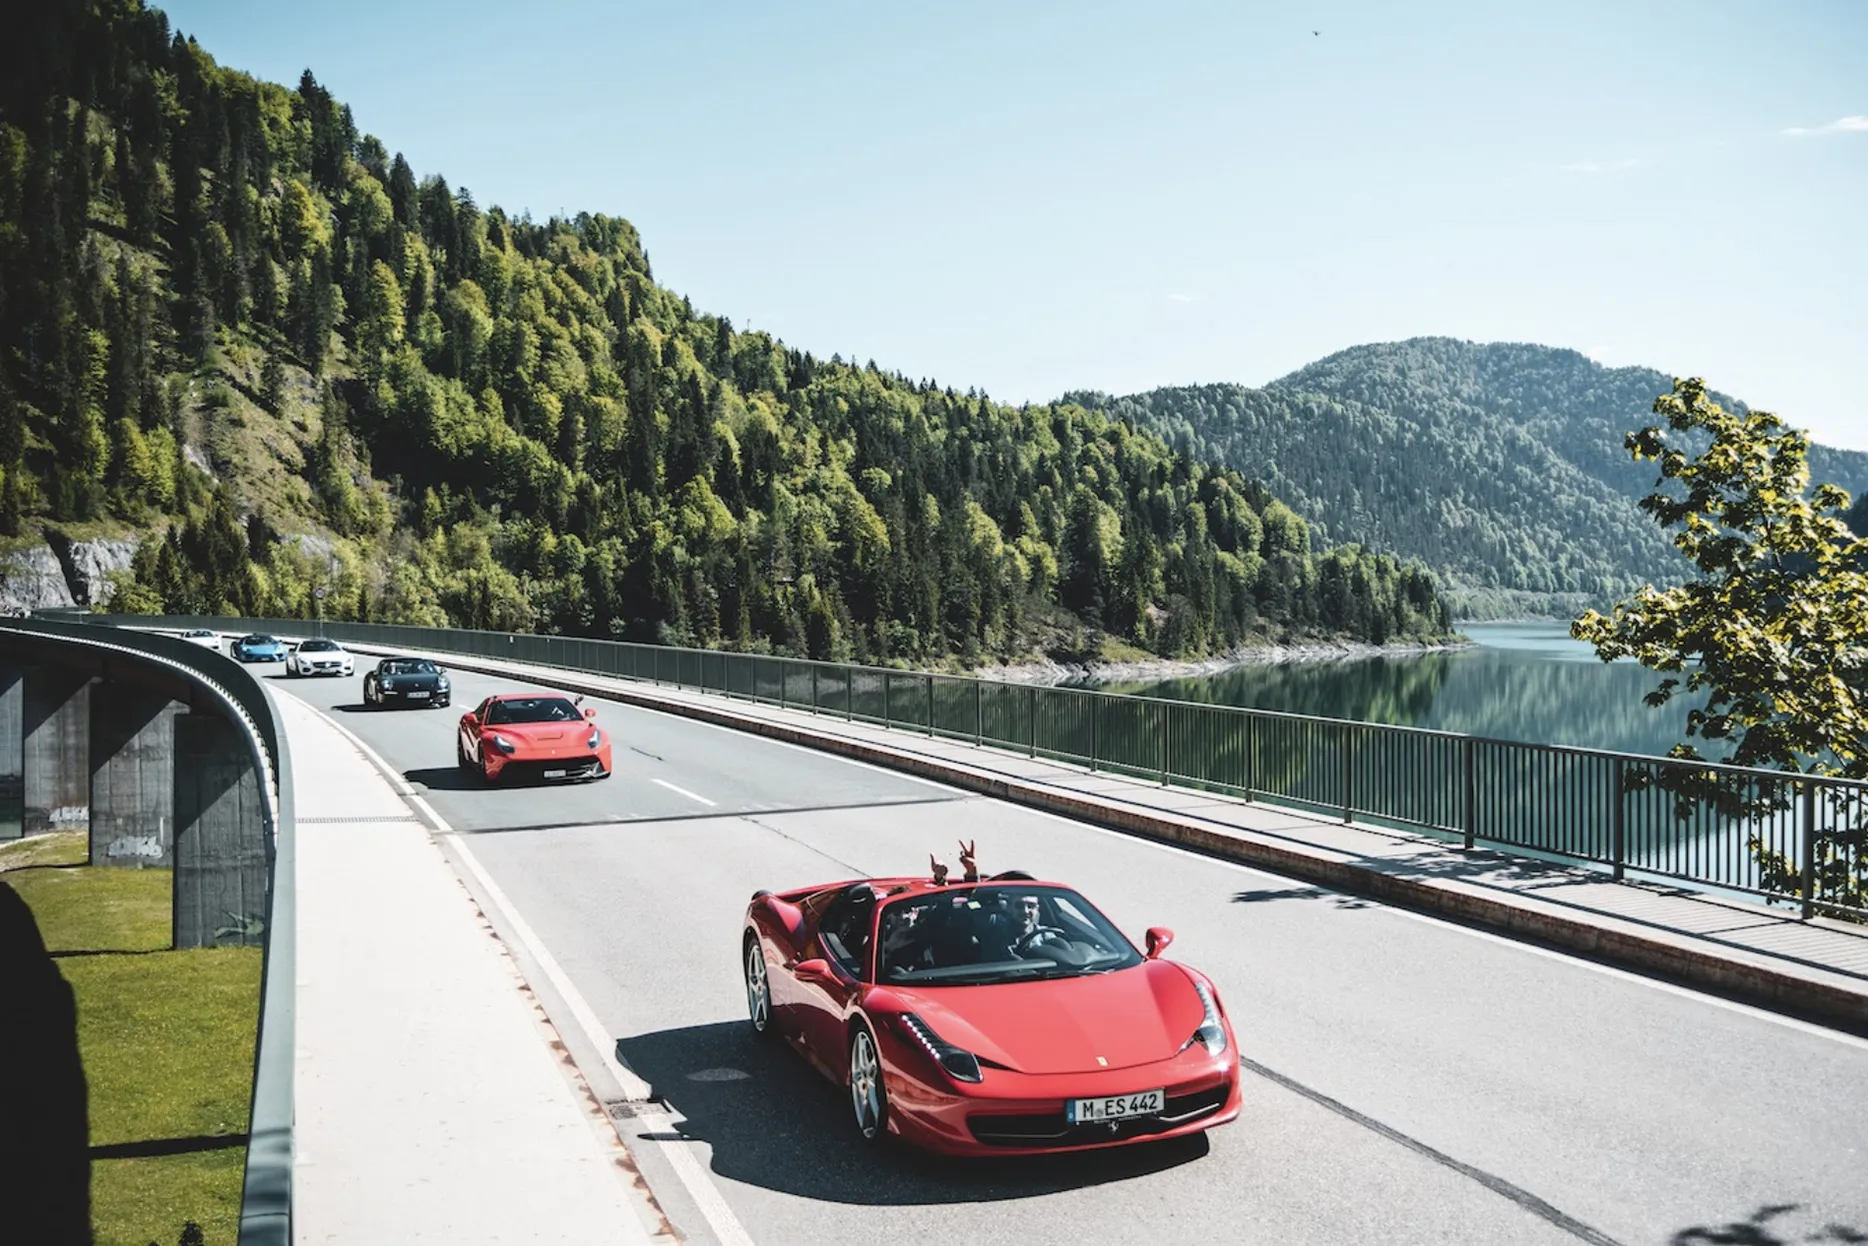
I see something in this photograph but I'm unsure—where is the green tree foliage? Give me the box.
[0,0,1452,664]
[1074,340,1868,621]
[1573,379,1868,916]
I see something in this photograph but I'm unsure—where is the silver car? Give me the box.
[286,638,356,678]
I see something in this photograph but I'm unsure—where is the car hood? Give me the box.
[886,961,1206,1075]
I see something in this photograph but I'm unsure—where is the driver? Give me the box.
[1010,894,1070,958]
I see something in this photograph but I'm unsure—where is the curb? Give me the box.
[330,640,1868,1032]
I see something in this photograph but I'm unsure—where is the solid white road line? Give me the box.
[289,693,760,1246]
[652,778,717,806]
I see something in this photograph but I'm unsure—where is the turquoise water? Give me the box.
[1096,621,1708,760]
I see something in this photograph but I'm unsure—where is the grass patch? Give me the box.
[0,828,89,870]
[4,854,170,952]
[5,859,260,1246]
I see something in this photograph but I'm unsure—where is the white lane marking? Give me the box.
[1008,801,1868,1052]
[652,778,716,807]
[288,693,760,1246]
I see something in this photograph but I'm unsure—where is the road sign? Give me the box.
[315,586,327,600]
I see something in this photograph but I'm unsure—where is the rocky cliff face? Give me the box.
[0,545,76,613]
[0,535,142,613]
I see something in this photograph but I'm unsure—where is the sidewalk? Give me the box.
[337,640,1868,1031]
[276,690,661,1244]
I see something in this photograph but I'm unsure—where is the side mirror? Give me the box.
[1145,927,1175,960]
[584,707,597,720]
[794,957,832,983]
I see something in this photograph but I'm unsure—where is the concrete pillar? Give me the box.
[0,665,21,842]
[23,666,91,837]
[88,683,180,868]
[172,712,268,949]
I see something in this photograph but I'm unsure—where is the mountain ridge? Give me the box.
[1070,337,1868,619]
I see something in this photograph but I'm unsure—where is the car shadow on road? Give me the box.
[1671,1202,1865,1244]
[403,767,484,793]
[614,1020,1211,1206]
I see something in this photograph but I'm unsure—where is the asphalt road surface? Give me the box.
[269,660,1868,1246]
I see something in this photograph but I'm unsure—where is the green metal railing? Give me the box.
[83,613,1866,921]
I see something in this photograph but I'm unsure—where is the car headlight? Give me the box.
[586,728,601,750]
[899,1013,982,1083]
[1181,980,1228,1057]
[437,675,450,689]
[491,734,517,754]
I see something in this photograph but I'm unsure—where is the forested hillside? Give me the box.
[0,1,1452,663]
[1074,340,1868,619]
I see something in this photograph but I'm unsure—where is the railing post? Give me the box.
[1612,758,1626,881]
[1243,713,1256,801]
[811,665,818,715]
[1088,695,1098,772]
[1462,736,1477,851]
[926,674,935,738]
[1028,684,1037,758]
[846,668,854,722]
[974,678,983,746]
[1158,702,1169,786]
[1342,727,1355,823]
[1801,779,1818,919]
[883,672,891,726]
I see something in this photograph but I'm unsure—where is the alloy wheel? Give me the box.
[850,1029,886,1144]
[744,941,771,1036]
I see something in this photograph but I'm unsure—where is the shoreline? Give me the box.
[967,637,1477,687]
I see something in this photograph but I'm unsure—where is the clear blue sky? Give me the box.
[159,0,1868,448]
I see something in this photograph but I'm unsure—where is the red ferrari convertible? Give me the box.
[741,861,1240,1155]
[456,692,614,783]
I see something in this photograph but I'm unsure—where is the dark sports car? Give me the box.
[742,858,1241,1155]
[363,656,452,708]
[230,633,287,663]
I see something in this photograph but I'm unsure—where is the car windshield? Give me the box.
[876,885,1143,986]
[484,697,582,725]
[185,630,213,637]
[299,640,338,652]
[242,635,275,645]
[381,659,436,675]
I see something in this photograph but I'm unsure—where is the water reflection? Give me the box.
[1098,622,1706,760]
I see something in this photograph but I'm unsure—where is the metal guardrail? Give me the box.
[80,612,1865,921]
[1,617,295,1244]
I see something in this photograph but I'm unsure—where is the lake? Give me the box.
[1095,621,1709,761]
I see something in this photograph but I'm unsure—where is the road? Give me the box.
[268,660,1868,1246]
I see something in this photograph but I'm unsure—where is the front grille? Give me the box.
[967,1083,1231,1149]
[496,757,604,783]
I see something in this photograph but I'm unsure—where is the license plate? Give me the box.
[543,769,566,779]
[408,691,429,698]
[1067,1089,1164,1123]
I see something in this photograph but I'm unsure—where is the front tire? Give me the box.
[744,938,774,1041]
[849,1027,889,1146]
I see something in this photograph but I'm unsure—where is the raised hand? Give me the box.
[958,838,978,882]
[930,853,949,884]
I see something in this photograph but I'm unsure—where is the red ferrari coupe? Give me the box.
[741,862,1240,1155]
[456,692,614,783]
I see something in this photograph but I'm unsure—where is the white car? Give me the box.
[180,629,223,652]
[287,638,356,678]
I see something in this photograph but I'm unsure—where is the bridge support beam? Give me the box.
[88,683,180,867]
[23,665,91,837]
[0,664,21,841]
[173,711,268,948]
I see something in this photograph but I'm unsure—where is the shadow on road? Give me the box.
[405,766,485,792]
[615,1020,1211,1206]
[0,880,90,1243]
[1672,1202,1867,1244]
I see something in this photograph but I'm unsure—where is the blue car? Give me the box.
[231,633,288,663]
